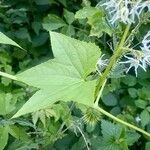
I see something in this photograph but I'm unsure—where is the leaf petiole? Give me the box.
[94,79,107,107]
[0,71,17,81]
[95,106,150,137]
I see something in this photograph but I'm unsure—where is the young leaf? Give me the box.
[13,32,101,118]
[0,32,23,49]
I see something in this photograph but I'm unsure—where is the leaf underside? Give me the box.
[13,32,101,118]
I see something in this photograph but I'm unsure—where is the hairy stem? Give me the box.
[93,24,150,137]
[0,71,17,81]
[95,106,150,137]
[95,25,130,97]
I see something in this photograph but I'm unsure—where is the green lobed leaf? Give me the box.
[0,32,23,49]
[13,32,101,118]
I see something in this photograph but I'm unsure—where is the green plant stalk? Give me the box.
[94,24,150,137]
[95,106,150,137]
[95,25,130,96]
[0,71,17,81]
[94,79,107,107]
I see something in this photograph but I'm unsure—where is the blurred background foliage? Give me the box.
[0,0,150,149]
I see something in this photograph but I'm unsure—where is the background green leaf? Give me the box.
[43,14,66,31]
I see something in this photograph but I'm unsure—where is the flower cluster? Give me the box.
[96,32,150,77]
[99,0,150,25]
[121,31,150,76]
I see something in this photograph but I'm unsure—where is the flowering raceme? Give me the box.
[97,32,150,76]
[96,1,150,76]
[99,0,150,25]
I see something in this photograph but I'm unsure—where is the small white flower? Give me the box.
[100,0,121,24]
[140,31,150,68]
[135,116,141,123]
[96,54,109,74]
[98,0,150,25]
[129,0,147,23]
[141,31,150,51]
[120,55,146,77]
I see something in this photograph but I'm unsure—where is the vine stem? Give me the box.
[95,25,131,96]
[93,24,150,137]
[94,106,150,137]
[0,71,17,81]
[94,79,107,107]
